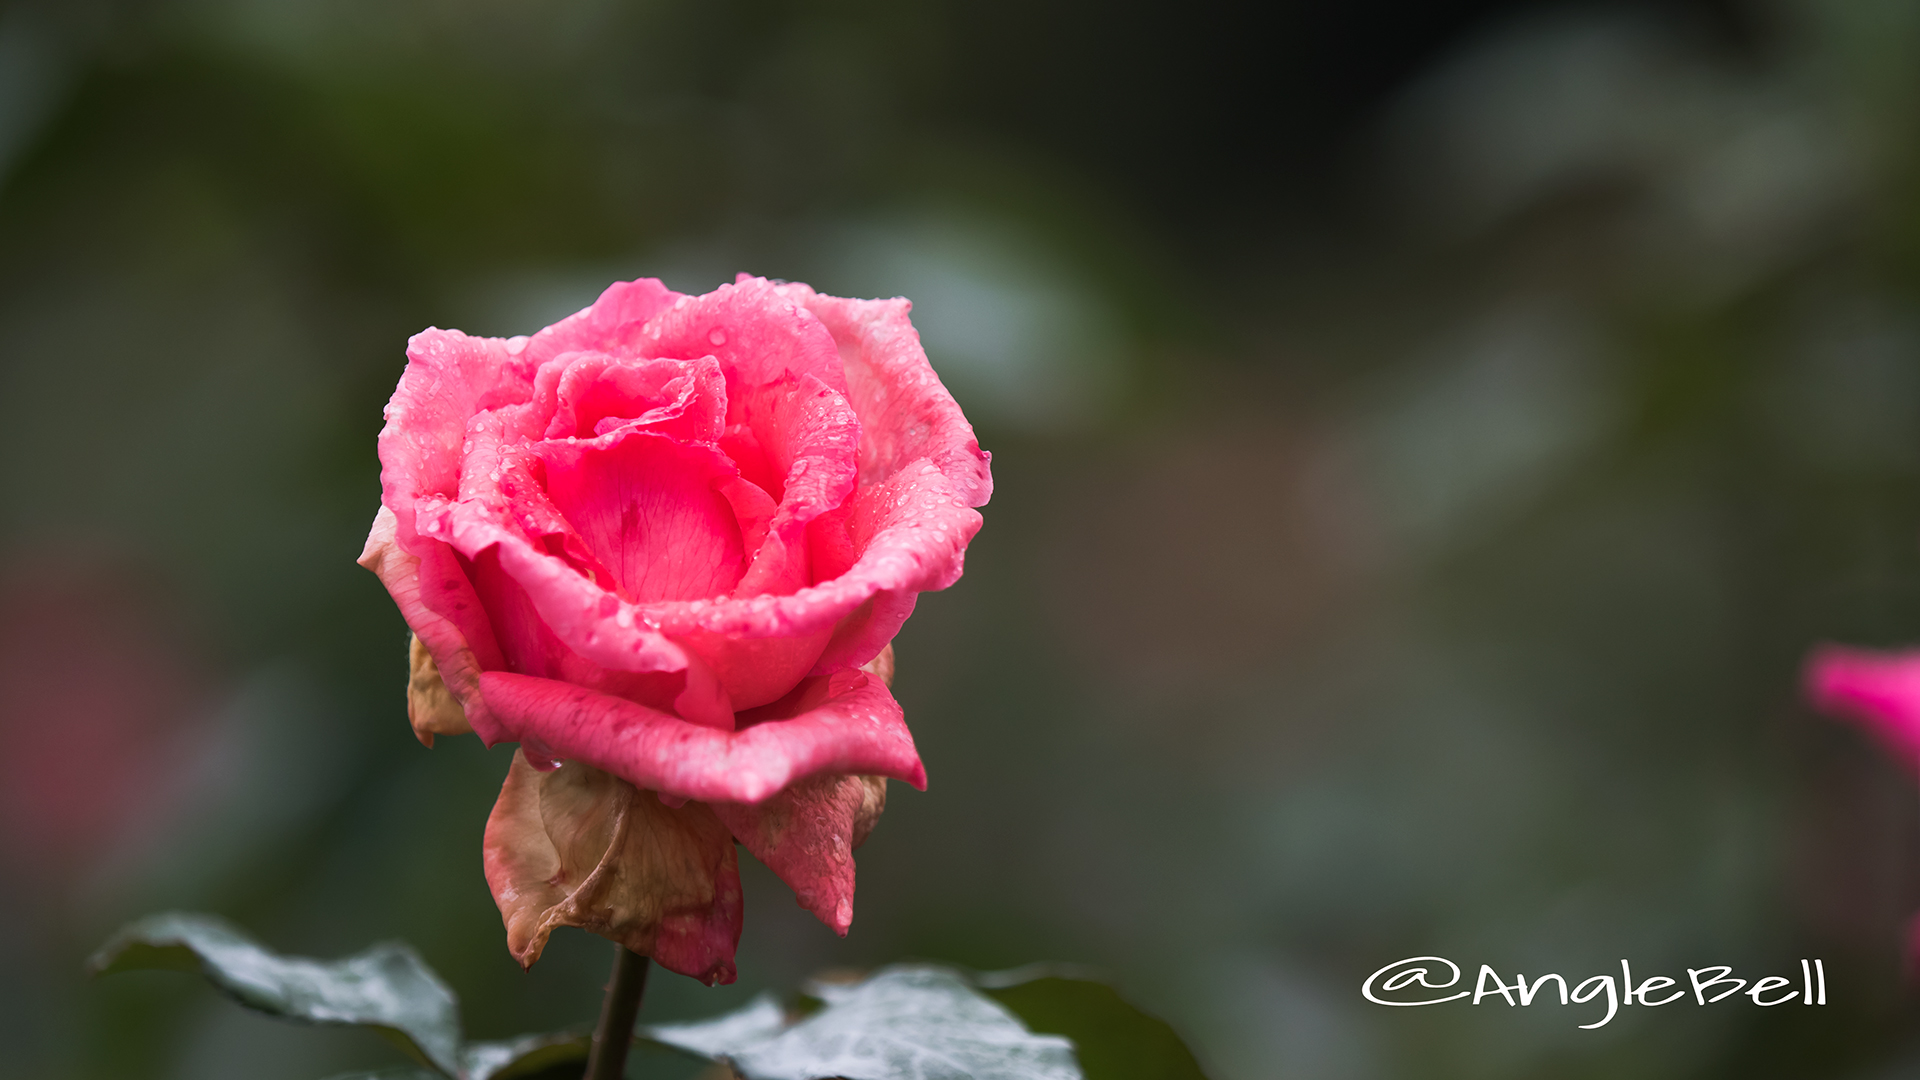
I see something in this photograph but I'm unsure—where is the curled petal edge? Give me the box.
[477,668,925,805]
[359,506,507,742]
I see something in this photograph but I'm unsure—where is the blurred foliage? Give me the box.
[6,0,1920,1078]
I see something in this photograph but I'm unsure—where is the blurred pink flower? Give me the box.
[360,275,991,984]
[1804,644,1920,970]
[0,560,206,889]
[1804,645,1920,774]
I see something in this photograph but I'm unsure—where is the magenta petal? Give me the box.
[812,589,918,676]
[546,354,727,444]
[633,457,982,645]
[426,455,978,695]
[789,287,992,508]
[476,669,926,803]
[1806,645,1920,774]
[711,774,883,935]
[358,507,509,743]
[460,544,691,719]
[382,329,539,513]
[683,627,835,712]
[538,431,747,604]
[641,277,849,409]
[669,374,860,706]
[424,498,693,677]
[731,373,861,594]
[522,278,683,367]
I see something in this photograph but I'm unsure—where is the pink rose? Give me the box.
[1805,645,1920,775]
[357,275,991,984]
[1804,644,1920,968]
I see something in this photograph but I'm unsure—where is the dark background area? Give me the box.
[5,0,1920,1076]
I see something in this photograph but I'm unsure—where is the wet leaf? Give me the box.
[89,912,463,1076]
[459,1029,593,1080]
[644,964,1081,1080]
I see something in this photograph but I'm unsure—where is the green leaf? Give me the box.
[89,912,465,1077]
[318,1071,447,1080]
[644,964,1082,1080]
[980,972,1208,1080]
[459,1030,593,1080]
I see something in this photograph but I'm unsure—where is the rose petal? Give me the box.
[460,543,698,718]
[678,628,835,714]
[405,633,471,747]
[640,277,849,411]
[545,354,727,444]
[476,667,925,804]
[648,373,861,708]
[422,497,693,677]
[431,455,976,698]
[731,373,861,593]
[358,507,509,742]
[811,590,918,677]
[709,647,893,934]
[482,750,741,984]
[628,457,983,647]
[1806,645,1920,774]
[521,278,683,369]
[376,281,990,715]
[537,431,747,605]
[783,284,993,508]
[381,330,541,511]
[711,774,886,936]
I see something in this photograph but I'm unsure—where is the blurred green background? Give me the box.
[5,0,1920,1076]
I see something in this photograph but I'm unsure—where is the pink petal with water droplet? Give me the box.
[711,774,886,935]
[476,667,924,804]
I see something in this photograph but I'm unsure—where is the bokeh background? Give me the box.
[5,0,1920,1076]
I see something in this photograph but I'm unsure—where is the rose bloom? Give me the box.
[1805,646,1920,776]
[358,276,991,984]
[1805,644,1920,964]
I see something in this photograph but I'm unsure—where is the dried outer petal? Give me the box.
[849,773,887,848]
[482,751,742,984]
[711,775,884,937]
[406,633,471,748]
[708,647,893,935]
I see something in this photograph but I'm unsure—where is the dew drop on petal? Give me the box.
[708,328,728,346]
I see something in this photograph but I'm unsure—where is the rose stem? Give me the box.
[584,945,650,1080]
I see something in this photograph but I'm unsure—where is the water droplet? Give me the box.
[708,328,728,346]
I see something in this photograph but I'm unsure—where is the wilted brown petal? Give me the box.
[407,633,472,747]
[482,751,743,984]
